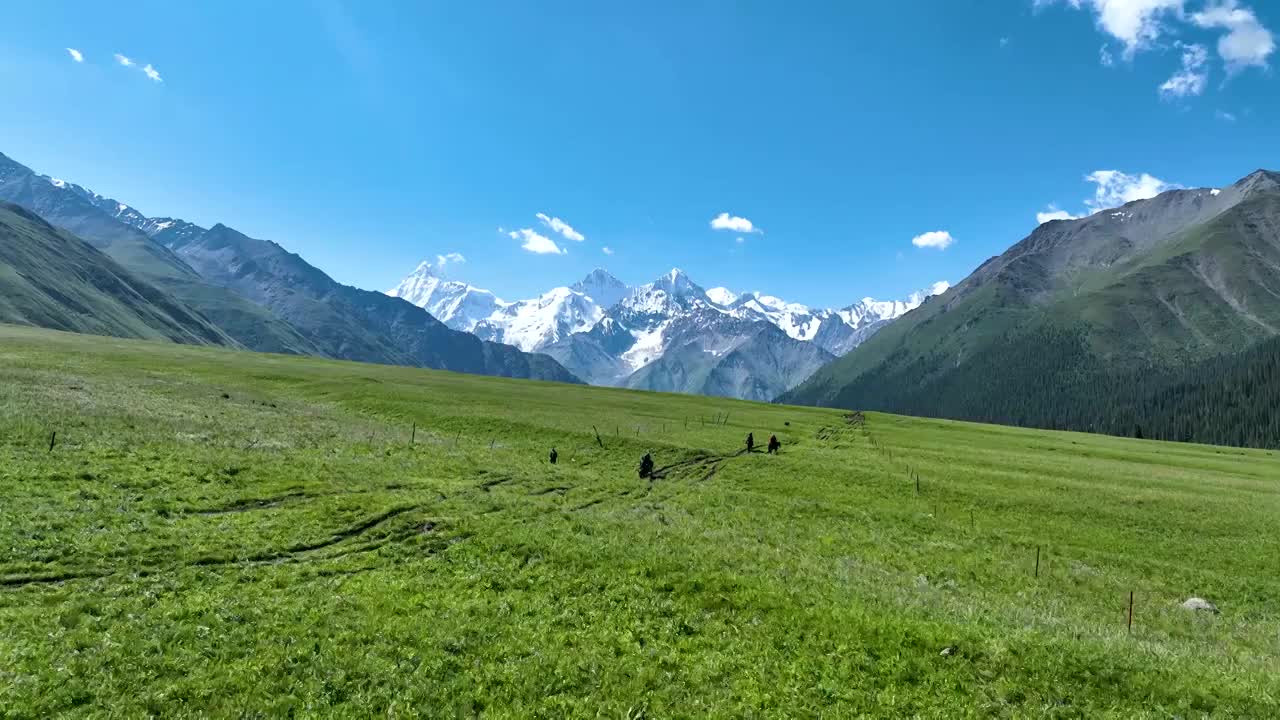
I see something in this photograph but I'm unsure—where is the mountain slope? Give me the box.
[385,261,506,331]
[171,224,579,382]
[624,321,836,401]
[783,170,1280,445]
[0,152,320,355]
[537,269,840,399]
[0,202,231,345]
[0,151,576,383]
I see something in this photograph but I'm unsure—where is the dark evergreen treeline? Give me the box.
[828,326,1280,450]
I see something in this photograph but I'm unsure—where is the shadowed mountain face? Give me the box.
[0,151,579,383]
[783,170,1280,442]
[0,202,232,345]
[0,152,319,355]
[170,224,579,382]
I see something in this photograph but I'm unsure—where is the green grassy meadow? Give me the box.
[1,324,1278,717]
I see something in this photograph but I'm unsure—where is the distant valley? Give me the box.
[387,262,948,400]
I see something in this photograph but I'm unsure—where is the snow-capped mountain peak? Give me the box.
[570,268,627,309]
[705,287,739,306]
[386,260,505,331]
[384,259,948,397]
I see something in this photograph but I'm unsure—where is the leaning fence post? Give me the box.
[411,422,416,445]
[1127,591,1135,635]
[1035,546,1041,578]
[48,431,57,453]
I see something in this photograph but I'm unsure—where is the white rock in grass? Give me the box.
[1181,597,1219,614]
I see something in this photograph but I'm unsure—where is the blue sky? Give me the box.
[2,0,1277,307]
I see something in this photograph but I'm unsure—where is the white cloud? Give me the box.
[1215,109,1238,121]
[114,53,134,67]
[508,228,566,255]
[535,212,585,242]
[911,231,956,250]
[1037,205,1083,224]
[1038,0,1185,57]
[735,236,745,244]
[710,212,762,234]
[1190,0,1275,70]
[1085,170,1179,212]
[1035,169,1180,224]
[436,252,465,269]
[66,48,84,63]
[602,246,615,256]
[1159,43,1209,98]
[143,63,162,82]
[1000,37,1011,47]
[1039,0,1273,77]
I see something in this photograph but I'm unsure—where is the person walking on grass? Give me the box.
[549,448,558,465]
[746,432,755,453]
[639,452,655,479]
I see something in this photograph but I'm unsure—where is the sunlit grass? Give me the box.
[1,324,1277,717]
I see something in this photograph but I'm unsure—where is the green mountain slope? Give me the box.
[0,151,575,382]
[170,224,580,383]
[784,170,1280,447]
[0,153,321,356]
[0,202,231,345]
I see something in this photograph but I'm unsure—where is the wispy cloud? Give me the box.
[1036,205,1083,224]
[509,228,566,255]
[911,231,956,250]
[535,212,585,242]
[66,48,84,63]
[1035,0,1274,84]
[1215,109,1238,122]
[114,53,134,67]
[1084,170,1179,212]
[143,64,162,82]
[436,252,465,269]
[1036,0,1184,58]
[602,246,615,256]
[710,212,762,234]
[1190,0,1275,70]
[735,236,745,244]
[1036,169,1181,224]
[1159,43,1209,99]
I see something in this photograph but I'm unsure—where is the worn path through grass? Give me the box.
[0,325,1277,717]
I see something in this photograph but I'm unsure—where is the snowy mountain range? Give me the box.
[387,261,949,400]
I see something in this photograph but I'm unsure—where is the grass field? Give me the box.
[1,324,1278,717]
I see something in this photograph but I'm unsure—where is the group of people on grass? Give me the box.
[744,432,782,455]
[552,431,783,478]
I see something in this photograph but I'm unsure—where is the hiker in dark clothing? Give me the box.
[746,433,755,452]
[639,452,655,479]
[767,435,781,454]
[549,448,558,464]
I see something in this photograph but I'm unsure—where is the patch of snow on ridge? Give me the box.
[621,320,671,371]
[706,287,739,306]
